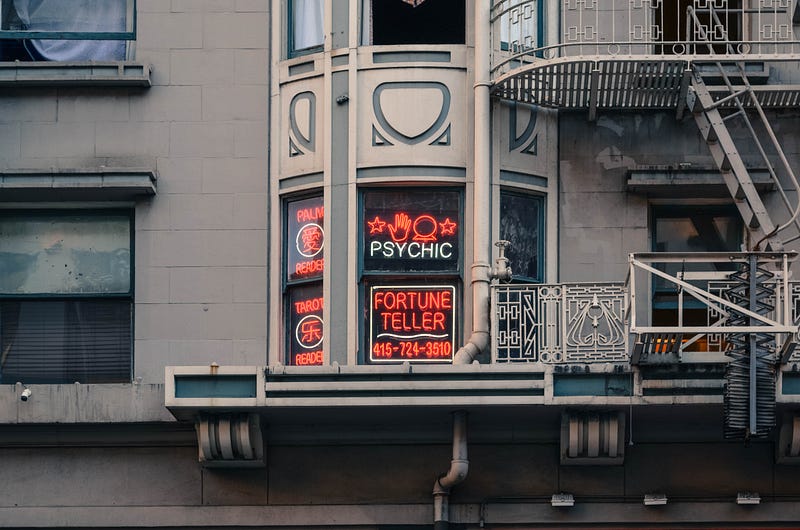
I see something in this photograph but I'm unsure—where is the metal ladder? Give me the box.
[685,6,800,251]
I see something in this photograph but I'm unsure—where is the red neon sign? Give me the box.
[367,212,458,243]
[362,190,461,273]
[288,197,324,282]
[368,285,456,363]
[288,285,324,366]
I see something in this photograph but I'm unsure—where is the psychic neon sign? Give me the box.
[368,284,456,363]
[363,196,460,272]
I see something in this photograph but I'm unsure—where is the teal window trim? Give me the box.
[0,0,136,41]
[500,189,545,284]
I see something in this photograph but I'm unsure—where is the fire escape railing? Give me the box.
[491,0,800,79]
[492,252,800,365]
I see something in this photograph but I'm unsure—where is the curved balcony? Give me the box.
[490,0,800,111]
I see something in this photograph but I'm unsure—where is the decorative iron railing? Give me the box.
[491,0,800,77]
[492,282,628,363]
[492,252,800,364]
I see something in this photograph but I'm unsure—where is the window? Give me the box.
[361,188,461,363]
[651,205,742,350]
[500,190,544,283]
[0,0,134,61]
[0,211,132,384]
[284,195,324,366]
[289,0,323,56]
[363,0,465,46]
[656,0,742,54]
[498,0,543,53]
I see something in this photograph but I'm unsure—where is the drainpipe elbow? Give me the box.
[453,332,489,364]
[435,459,469,492]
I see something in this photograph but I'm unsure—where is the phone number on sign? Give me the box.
[372,340,452,359]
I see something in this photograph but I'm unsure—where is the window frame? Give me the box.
[499,188,545,284]
[361,0,466,46]
[0,0,137,61]
[649,204,743,345]
[497,0,544,54]
[358,186,463,364]
[0,208,134,384]
[287,0,324,58]
[282,192,325,366]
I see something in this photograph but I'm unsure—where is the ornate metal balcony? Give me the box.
[492,282,628,363]
[492,252,800,365]
[490,0,800,110]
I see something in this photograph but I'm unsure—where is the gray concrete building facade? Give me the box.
[2,0,800,528]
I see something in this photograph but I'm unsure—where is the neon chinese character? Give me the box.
[297,223,323,257]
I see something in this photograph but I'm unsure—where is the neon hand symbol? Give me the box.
[388,212,412,242]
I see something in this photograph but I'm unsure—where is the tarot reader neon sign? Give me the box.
[363,208,459,271]
[369,285,456,363]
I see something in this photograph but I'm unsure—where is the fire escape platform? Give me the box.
[491,56,800,111]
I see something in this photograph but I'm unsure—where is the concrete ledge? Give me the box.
[627,167,774,197]
[4,500,800,527]
[0,383,172,424]
[0,61,151,87]
[0,168,156,201]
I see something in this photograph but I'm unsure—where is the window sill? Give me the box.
[627,167,774,197]
[0,61,151,87]
[0,168,156,201]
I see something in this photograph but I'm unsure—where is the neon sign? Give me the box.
[363,190,460,272]
[287,196,324,282]
[369,285,456,363]
[288,283,324,366]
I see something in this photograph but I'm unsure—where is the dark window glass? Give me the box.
[369,0,465,45]
[500,191,544,282]
[656,0,742,54]
[362,189,460,273]
[651,205,742,351]
[0,300,131,384]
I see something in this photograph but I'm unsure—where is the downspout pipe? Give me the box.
[433,411,469,530]
[454,0,493,365]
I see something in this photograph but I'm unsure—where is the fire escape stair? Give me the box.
[686,72,782,251]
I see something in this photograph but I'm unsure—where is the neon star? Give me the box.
[367,216,386,234]
[439,218,457,236]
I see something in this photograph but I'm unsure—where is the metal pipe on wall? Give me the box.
[433,411,469,530]
[454,0,493,365]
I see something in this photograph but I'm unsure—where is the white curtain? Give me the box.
[293,0,324,51]
[14,0,127,61]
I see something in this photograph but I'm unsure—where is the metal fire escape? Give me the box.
[490,0,800,438]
